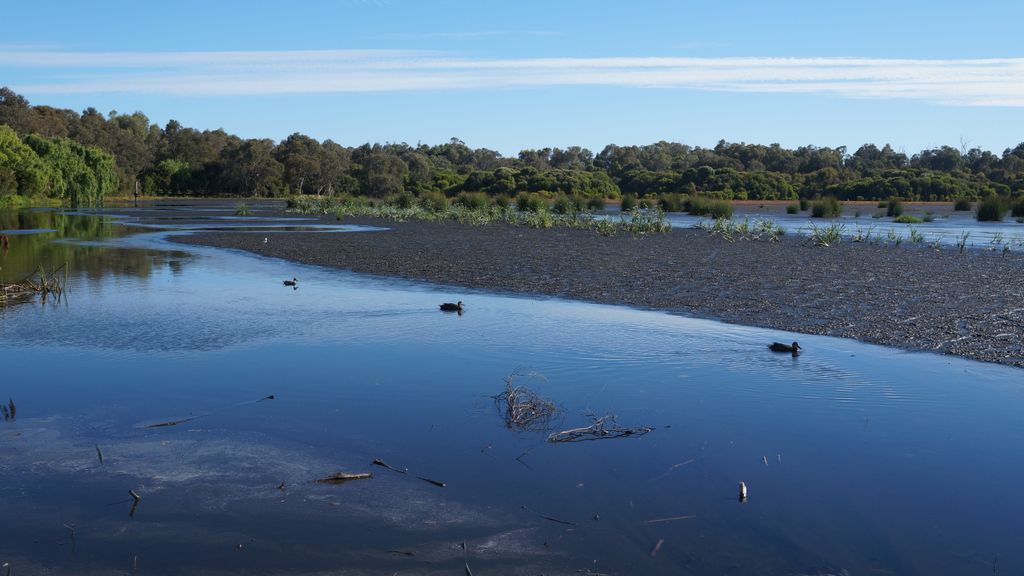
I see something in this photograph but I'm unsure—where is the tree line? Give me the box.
[2,87,1022,206]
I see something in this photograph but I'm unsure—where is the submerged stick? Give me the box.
[372,458,408,474]
[129,489,141,518]
[522,505,576,526]
[416,476,446,488]
[145,415,201,428]
[95,444,104,464]
[462,541,473,576]
[650,538,664,557]
[315,472,373,484]
[643,514,696,524]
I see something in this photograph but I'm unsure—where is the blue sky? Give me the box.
[3,0,1024,155]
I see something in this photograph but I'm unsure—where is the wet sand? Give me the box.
[171,212,1024,368]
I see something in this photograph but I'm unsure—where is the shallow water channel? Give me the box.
[1,206,1022,575]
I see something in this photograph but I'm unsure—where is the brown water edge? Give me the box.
[165,211,1024,368]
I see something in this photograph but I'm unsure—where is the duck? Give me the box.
[439,301,464,312]
[283,278,298,287]
[768,341,801,354]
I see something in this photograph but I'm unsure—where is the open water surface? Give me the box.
[1,205,1021,575]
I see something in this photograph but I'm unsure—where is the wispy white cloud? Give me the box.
[5,47,1024,106]
[385,30,561,39]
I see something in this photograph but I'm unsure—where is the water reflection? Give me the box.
[0,204,1022,575]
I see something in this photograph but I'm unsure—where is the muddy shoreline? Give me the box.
[169,211,1024,368]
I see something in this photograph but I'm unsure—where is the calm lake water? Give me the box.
[1,205,1022,575]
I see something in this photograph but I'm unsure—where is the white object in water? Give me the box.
[263,237,268,244]
[738,481,748,502]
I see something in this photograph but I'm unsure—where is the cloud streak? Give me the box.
[5,48,1024,106]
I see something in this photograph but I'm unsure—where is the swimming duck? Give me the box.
[768,341,801,354]
[283,278,298,287]
[439,301,464,312]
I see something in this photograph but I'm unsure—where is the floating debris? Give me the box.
[315,472,373,484]
[650,538,664,557]
[643,514,696,524]
[372,458,445,487]
[522,505,577,526]
[548,415,653,443]
[129,489,141,517]
[738,482,748,502]
[95,444,104,464]
[493,370,558,432]
[145,415,202,428]
[372,458,408,474]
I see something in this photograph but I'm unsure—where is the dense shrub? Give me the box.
[418,190,448,211]
[976,196,1006,222]
[587,196,606,210]
[798,198,809,211]
[687,196,733,218]
[886,197,904,217]
[786,203,799,214]
[620,194,637,212]
[953,198,972,211]
[658,193,686,212]
[516,192,546,212]
[455,191,489,210]
[811,196,842,218]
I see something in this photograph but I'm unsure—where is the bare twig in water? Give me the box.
[650,538,664,557]
[416,476,446,488]
[7,398,14,420]
[388,549,415,557]
[493,370,559,432]
[372,458,445,487]
[461,541,473,576]
[548,415,653,443]
[522,505,577,526]
[372,458,408,474]
[643,514,696,524]
[315,472,373,484]
[129,489,141,518]
[95,444,104,464]
[145,415,202,428]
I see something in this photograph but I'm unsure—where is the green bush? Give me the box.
[418,190,448,212]
[455,191,489,210]
[552,194,576,215]
[659,193,686,213]
[587,196,606,210]
[687,196,733,218]
[786,203,799,214]
[976,196,1006,222]
[954,198,972,211]
[620,194,637,212]
[1011,197,1024,218]
[886,198,904,217]
[894,215,923,224]
[798,198,809,211]
[386,191,416,208]
[811,196,842,218]
[516,192,545,212]
[493,194,511,209]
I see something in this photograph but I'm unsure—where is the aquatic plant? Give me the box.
[516,192,545,213]
[810,196,841,218]
[786,203,799,214]
[234,202,251,216]
[887,198,904,217]
[907,226,925,243]
[587,196,606,211]
[954,198,972,211]
[808,223,844,247]
[620,194,637,212]
[687,196,733,219]
[894,215,923,224]
[454,191,489,210]
[798,197,809,211]
[695,217,783,242]
[957,231,971,254]
[976,196,1006,222]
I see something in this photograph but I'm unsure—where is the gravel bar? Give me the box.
[173,214,1024,368]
